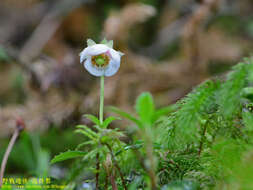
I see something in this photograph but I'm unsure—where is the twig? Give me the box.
[0,118,25,188]
[105,143,127,190]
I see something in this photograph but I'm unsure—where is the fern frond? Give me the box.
[217,63,248,118]
[173,80,219,144]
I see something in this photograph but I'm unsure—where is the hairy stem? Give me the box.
[96,153,100,190]
[106,144,127,190]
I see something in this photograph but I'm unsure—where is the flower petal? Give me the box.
[80,44,110,63]
[104,49,123,77]
[80,50,87,63]
[104,58,121,77]
[109,48,122,62]
[84,58,105,77]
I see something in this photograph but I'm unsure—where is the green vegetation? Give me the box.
[47,58,253,189]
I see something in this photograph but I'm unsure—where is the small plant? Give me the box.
[51,38,126,190]
[109,92,176,189]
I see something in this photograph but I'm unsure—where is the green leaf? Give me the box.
[36,149,50,176]
[75,129,97,141]
[102,116,121,128]
[76,125,98,137]
[107,106,142,127]
[173,80,218,145]
[241,87,253,101]
[92,124,103,132]
[218,63,247,118]
[245,58,253,83]
[135,92,155,125]
[242,111,253,131]
[83,149,98,161]
[87,39,96,46]
[51,151,86,164]
[84,114,100,126]
[76,140,95,150]
[152,104,177,122]
[100,129,124,144]
[100,38,108,44]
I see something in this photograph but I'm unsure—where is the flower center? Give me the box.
[91,53,110,68]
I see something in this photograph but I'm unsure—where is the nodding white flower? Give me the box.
[80,39,124,77]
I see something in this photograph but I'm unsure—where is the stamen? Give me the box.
[91,53,110,68]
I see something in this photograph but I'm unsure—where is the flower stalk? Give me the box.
[79,38,124,189]
[96,75,105,190]
[100,75,104,125]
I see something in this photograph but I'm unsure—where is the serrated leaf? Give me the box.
[75,129,97,141]
[107,106,142,127]
[51,151,86,164]
[135,92,155,125]
[87,39,96,46]
[76,141,95,150]
[84,114,100,126]
[83,149,98,161]
[102,116,121,128]
[100,129,125,144]
[92,124,103,132]
[76,125,98,137]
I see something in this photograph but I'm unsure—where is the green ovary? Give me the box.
[92,53,110,67]
[95,57,105,65]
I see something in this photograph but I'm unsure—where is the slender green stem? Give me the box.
[100,75,104,125]
[96,75,104,189]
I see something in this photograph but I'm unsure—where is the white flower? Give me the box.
[79,39,124,77]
